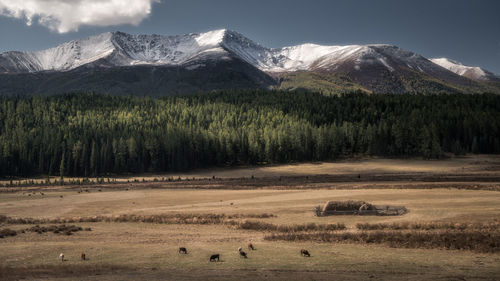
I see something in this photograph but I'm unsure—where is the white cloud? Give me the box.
[0,0,159,33]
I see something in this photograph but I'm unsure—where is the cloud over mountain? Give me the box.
[0,0,158,33]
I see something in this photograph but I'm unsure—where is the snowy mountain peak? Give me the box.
[0,30,438,74]
[2,29,500,96]
[195,29,227,46]
[430,58,498,81]
[1,29,497,83]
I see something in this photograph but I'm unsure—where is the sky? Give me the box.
[0,0,499,74]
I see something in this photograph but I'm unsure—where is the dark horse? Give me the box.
[210,254,220,262]
[178,247,188,254]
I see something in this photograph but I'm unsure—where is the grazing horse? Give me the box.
[300,249,311,257]
[238,247,248,258]
[239,250,248,258]
[248,243,255,250]
[178,247,188,254]
[209,254,220,262]
[59,253,65,261]
[81,253,86,260]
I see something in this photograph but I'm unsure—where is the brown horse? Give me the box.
[300,249,310,257]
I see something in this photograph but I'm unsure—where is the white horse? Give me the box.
[59,253,64,261]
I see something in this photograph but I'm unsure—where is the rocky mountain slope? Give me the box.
[0,29,498,95]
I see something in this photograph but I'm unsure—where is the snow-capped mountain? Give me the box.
[0,30,226,72]
[0,29,498,96]
[430,58,499,81]
[0,32,116,72]
[0,29,482,76]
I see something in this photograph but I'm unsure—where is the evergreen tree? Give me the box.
[0,91,498,177]
[59,151,65,184]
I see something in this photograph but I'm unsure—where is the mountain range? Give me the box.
[0,29,499,96]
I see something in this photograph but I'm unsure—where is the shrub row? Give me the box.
[264,230,500,252]
[0,213,274,225]
[356,221,500,231]
[1,214,348,234]
[0,224,91,238]
[0,228,17,238]
[0,176,199,188]
[25,224,91,235]
[238,220,346,232]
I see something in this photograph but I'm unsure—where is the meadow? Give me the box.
[1,155,499,280]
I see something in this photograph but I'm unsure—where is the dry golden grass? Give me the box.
[1,155,500,280]
[1,188,499,226]
[143,154,500,179]
[1,223,499,281]
[2,154,499,186]
[1,187,500,280]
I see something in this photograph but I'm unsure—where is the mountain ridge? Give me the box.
[0,29,499,95]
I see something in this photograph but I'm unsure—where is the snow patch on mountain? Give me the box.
[431,58,483,75]
[271,44,348,71]
[430,58,497,81]
[110,31,228,66]
[196,29,227,47]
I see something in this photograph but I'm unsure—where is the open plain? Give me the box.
[1,155,500,281]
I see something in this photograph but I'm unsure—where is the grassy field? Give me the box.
[2,154,499,186]
[1,155,500,280]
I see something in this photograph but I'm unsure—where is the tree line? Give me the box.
[0,91,499,177]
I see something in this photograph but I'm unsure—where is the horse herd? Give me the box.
[178,243,312,262]
[58,243,311,262]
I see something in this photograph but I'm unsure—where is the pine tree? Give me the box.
[471,137,479,154]
[59,151,65,184]
[90,140,98,176]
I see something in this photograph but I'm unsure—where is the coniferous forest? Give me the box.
[0,91,499,177]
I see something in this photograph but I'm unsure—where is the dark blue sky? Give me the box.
[1,0,499,73]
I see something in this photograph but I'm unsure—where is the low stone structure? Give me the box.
[314,200,407,216]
